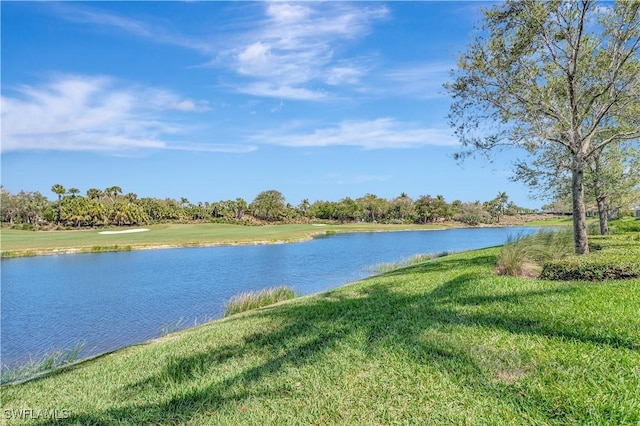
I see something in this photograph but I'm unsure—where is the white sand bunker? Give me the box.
[98,228,150,235]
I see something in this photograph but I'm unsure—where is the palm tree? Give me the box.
[297,199,311,217]
[68,188,80,198]
[105,186,122,203]
[234,198,247,220]
[124,192,138,202]
[86,188,103,201]
[51,184,66,224]
[496,192,509,222]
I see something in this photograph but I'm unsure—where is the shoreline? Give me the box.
[0,227,442,259]
[0,218,569,259]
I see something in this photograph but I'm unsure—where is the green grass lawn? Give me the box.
[2,247,639,425]
[523,216,575,227]
[0,223,449,257]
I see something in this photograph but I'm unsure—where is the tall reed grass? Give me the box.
[224,286,296,317]
[495,230,574,278]
[1,343,85,385]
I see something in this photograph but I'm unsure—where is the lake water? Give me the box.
[1,227,540,367]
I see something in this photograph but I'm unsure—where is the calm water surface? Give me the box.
[1,227,539,366]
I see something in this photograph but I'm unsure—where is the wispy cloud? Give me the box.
[48,2,389,101]
[366,62,453,99]
[52,3,214,54]
[164,142,256,154]
[0,75,250,154]
[236,82,329,101]
[250,118,458,149]
[214,2,389,100]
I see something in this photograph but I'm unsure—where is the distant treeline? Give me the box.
[1,185,538,230]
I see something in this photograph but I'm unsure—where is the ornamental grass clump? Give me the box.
[495,235,539,278]
[224,286,296,317]
[496,230,573,278]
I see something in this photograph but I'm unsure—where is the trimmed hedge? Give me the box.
[609,218,640,234]
[540,234,640,281]
[540,255,640,280]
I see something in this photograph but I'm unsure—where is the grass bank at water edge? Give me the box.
[2,247,639,425]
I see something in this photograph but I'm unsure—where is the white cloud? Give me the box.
[266,3,311,23]
[250,118,458,149]
[237,83,328,101]
[50,2,388,101]
[326,66,364,86]
[216,2,389,99]
[0,75,225,153]
[145,89,210,112]
[166,142,257,154]
[237,41,273,75]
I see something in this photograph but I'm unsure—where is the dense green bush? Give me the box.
[499,229,640,281]
[540,255,640,280]
[609,218,640,234]
[540,234,640,281]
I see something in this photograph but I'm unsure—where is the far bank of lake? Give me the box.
[0,217,570,258]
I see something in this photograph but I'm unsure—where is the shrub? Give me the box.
[454,202,492,225]
[540,253,640,281]
[224,286,296,317]
[609,218,640,234]
[540,234,640,281]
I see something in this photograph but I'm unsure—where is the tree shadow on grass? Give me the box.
[380,252,500,277]
[32,259,639,425]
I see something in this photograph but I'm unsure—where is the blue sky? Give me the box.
[1,1,539,208]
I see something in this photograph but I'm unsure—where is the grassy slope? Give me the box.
[520,217,575,227]
[2,248,639,425]
[0,223,449,257]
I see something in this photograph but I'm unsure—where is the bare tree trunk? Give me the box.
[590,155,609,236]
[596,196,609,236]
[572,160,589,254]
[57,196,62,225]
